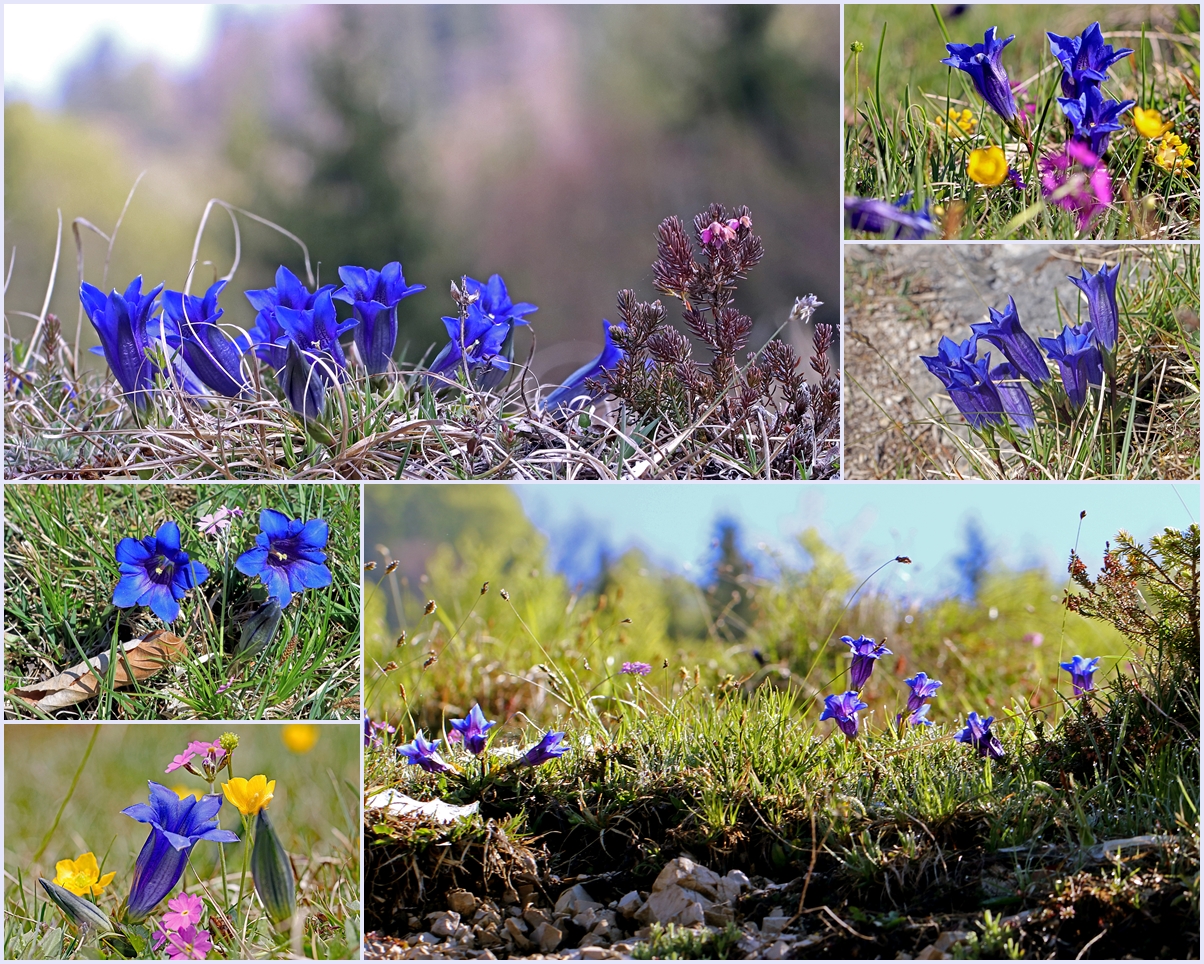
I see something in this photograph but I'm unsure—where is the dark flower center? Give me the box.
[268,535,304,566]
[149,555,176,584]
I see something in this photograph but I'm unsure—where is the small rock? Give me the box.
[428,912,461,938]
[504,918,532,950]
[616,891,642,917]
[704,901,734,926]
[725,869,751,890]
[414,932,441,945]
[474,908,501,926]
[524,907,551,928]
[651,857,722,901]
[760,908,789,938]
[913,945,950,961]
[580,946,612,960]
[448,890,478,916]
[636,885,707,927]
[578,933,605,950]
[555,884,603,916]
[502,886,520,904]
[765,940,791,960]
[572,907,598,929]
[532,921,564,952]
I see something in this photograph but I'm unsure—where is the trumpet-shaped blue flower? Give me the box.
[162,281,249,398]
[449,703,496,756]
[844,193,936,240]
[235,509,331,607]
[398,731,454,773]
[919,335,979,381]
[922,346,1008,431]
[1058,87,1135,157]
[1060,655,1101,696]
[1047,23,1133,99]
[1067,262,1121,352]
[970,296,1050,386]
[1039,324,1104,410]
[904,672,942,715]
[276,340,326,420]
[113,521,210,623]
[466,274,538,331]
[333,262,425,375]
[991,362,1037,432]
[275,289,357,382]
[842,635,892,690]
[521,730,568,767]
[907,703,934,727]
[121,782,239,921]
[430,275,537,388]
[955,712,1006,760]
[243,266,338,369]
[941,27,1018,123]
[543,320,626,412]
[820,691,869,740]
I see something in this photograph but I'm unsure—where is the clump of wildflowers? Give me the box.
[621,661,653,676]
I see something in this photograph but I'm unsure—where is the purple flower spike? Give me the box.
[990,362,1037,432]
[1059,655,1101,696]
[955,712,1006,760]
[1047,23,1133,99]
[333,261,426,375]
[941,27,1018,123]
[520,730,568,767]
[621,661,653,676]
[543,320,626,413]
[820,691,869,740]
[1067,262,1121,352]
[449,703,497,756]
[113,522,210,623]
[1039,324,1104,410]
[842,635,892,691]
[903,672,942,715]
[1058,87,1135,157]
[397,731,454,773]
[844,193,936,240]
[970,296,1050,386]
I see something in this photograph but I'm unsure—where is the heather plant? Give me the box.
[845,6,1199,240]
[3,196,833,480]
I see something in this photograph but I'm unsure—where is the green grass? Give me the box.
[365,524,1199,958]
[844,4,1200,239]
[4,484,360,720]
[5,723,360,960]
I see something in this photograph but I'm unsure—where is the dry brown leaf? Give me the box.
[11,631,188,710]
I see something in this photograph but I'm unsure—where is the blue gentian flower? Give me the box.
[1047,23,1133,99]
[398,731,454,773]
[1058,87,1135,156]
[820,691,869,740]
[941,27,1019,123]
[521,730,568,766]
[276,341,326,420]
[991,362,1037,432]
[161,280,249,398]
[466,274,538,331]
[275,288,357,383]
[1059,655,1101,696]
[543,320,626,412]
[954,711,1006,760]
[430,275,537,388]
[333,262,425,375]
[80,277,175,410]
[844,193,936,239]
[234,509,332,607]
[1039,324,1104,410]
[113,521,210,623]
[449,703,496,756]
[919,335,979,381]
[903,672,942,715]
[121,782,239,921]
[970,296,1051,385]
[922,346,1009,430]
[243,266,338,369]
[842,635,892,691]
[907,703,934,727]
[1067,262,1121,352]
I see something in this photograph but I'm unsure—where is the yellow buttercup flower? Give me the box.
[939,107,977,137]
[281,723,319,754]
[967,146,1008,186]
[1154,132,1194,173]
[1132,106,1172,139]
[172,785,204,801]
[222,774,276,816]
[53,852,115,898]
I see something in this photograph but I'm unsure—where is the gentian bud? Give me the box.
[39,878,113,933]
[250,808,296,925]
[236,598,285,658]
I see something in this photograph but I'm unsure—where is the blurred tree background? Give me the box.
[5,5,839,385]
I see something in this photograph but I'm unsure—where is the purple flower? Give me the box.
[333,262,425,375]
[921,346,1008,431]
[1007,167,1027,192]
[543,320,626,413]
[970,296,1050,386]
[364,714,396,749]
[991,362,1037,432]
[160,892,204,933]
[842,635,892,691]
[164,924,212,960]
[820,691,869,740]
[161,280,249,398]
[1058,86,1135,156]
[235,509,331,608]
[1039,324,1104,410]
[277,340,326,420]
[520,730,568,767]
[1059,655,1101,696]
[907,703,934,727]
[1047,23,1133,99]
[621,661,653,676]
[113,522,210,623]
[941,27,1018,123]
[430,275,537,390]
[1039,142,1113,232]
[275,288,357,383]
[903,672,942,715]
[844,193,936,239]
[243,266,337,369]
[1067,262,1121,352]
[121,782,239,921]
[449,703,496,756]
[955,712,1005,760]
[397,731,454,773]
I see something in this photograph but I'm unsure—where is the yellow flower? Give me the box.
[222,774,276,816]
[1132,106,1172,139]
[939,108,977,137]
[53,852,115,898]
[967,146,1009,186]
[172,785,204,801]
[1154,133,1195,173]
[281,723,319,754]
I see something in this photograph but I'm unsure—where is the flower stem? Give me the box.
[237,814,252,915]
[211,779,229,904]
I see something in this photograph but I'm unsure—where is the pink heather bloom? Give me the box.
[1039,141,1112,231]
[197,505,242,535]
[162,892,205,932]
[700,219,738,246]
[165,924,213,960]
[621,661,652,676]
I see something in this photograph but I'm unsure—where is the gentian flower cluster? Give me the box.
[901,672,942,727]
[391,711,569,773]
[430,274,537,389]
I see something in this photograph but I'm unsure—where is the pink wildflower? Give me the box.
[197,506,243,536]
[162,892,205,932]
[1039,141,1112,230]
[165,924,213,960]
[700,219,738,247]
[621,661,653,676]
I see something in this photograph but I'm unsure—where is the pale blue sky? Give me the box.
[515,482,1199,598]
